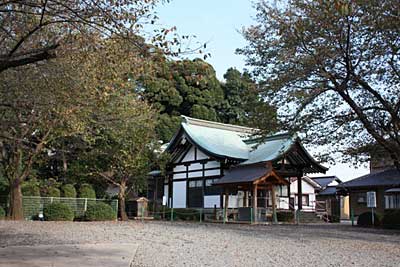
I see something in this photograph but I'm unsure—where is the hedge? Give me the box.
[43,187,61,198]
[164,208,200,221]
[357,211,382,227]
[277,211,294,222]
[44,202,74,221]
[0,206,5,219]
[21,180,40,196]
[85,202,116,221]
[382,210,400,229]
[61,184,77,198]
[79,184,96,199]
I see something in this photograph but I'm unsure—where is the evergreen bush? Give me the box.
[61,184,77,198]
[21,179,40,196]
[44,187,61,198]
[0,206,5,219]
[277,211,294,222]
[79,183,96,199]
[85,202,116,221]
[382,210,400,229]
[357,211,382,227]
[43,202,74,221]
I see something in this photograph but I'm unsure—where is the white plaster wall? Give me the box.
[182,146,195,162]
[196,149,208,160]
[204,161,220,168]
[173,165,186,172]
[290,179,316,194]
[290,179,317,210]
[163,184,169,207]
[204,169,220,176]
[204,195,220,208]
[172,181,186,208]
[188,171,203,178]
[173,173,186,180]
[223,195,239,208]
[188,163,202,171]
[277,197,289,209]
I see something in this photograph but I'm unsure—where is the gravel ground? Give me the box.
[1,220,400,267]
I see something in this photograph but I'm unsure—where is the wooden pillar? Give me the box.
[224,189,229,222]
[253,184,258,223]
[271,185,277,223]
[297,174,302,210]
[287,179,291,210]
[244,191,248,207]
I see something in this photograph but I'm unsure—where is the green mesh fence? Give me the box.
[22,196,118,220]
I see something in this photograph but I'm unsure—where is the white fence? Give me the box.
[21,196,118,220]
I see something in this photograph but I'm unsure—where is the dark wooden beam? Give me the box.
[297,174,302,210]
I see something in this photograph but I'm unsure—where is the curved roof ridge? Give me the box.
[181,115,257,134]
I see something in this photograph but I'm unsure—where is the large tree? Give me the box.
[0,0,164,72]
[0,59,87,219]
[220,68,277,130]
[139,58,225,141]
[238,0,400,166]
[84,90,157,221]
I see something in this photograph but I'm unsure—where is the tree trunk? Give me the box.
[9,179,23,220]
[119,183,128,221]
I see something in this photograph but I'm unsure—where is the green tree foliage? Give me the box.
[79,184,96,199]
[83,90,157,221]
[21,179,40,197]
[140,58,224,141]
[238,0,400,166]
[220,68,277,129]
[85,202,116,221]
[140,59,276,142]
[44,202,74,221]
[61,184,77,198]
[0,206,5,219]
[0,0,164,72]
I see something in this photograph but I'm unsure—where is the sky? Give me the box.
[153,0,370,181]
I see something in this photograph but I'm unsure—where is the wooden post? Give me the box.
[297,174,302,210]
[253,184,258,223]
[271,185,277,224]
[224,189,229,222]
[244,191,248,207]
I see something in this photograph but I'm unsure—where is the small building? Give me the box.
[289,176,321,211]
[311,176,348,220]
[338,168,400,216]
[160,116,327,222]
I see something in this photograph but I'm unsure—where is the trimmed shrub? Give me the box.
[85,202,116,221]
[357,211,382,227]
[44,202,74,221]
[79,183,96,199]
[22,179,40,196]
[165,208,200,221]
[277,211,294,222]
[44,187,61,198]
[61,184,77,198]
[382,210,400,229]
[0,206,5,219]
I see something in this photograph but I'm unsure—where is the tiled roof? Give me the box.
[318,186,337,196]
[167,116,327,173]
[339,169,400,188]
[311,176,341,188]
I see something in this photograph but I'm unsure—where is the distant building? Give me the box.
[311,176,348,220]
[338,148,400,217]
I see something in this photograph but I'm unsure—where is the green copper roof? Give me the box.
[168,116,294,162]
[167,116,327,173]
[182,122,250,159]
[242,135,295,165]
